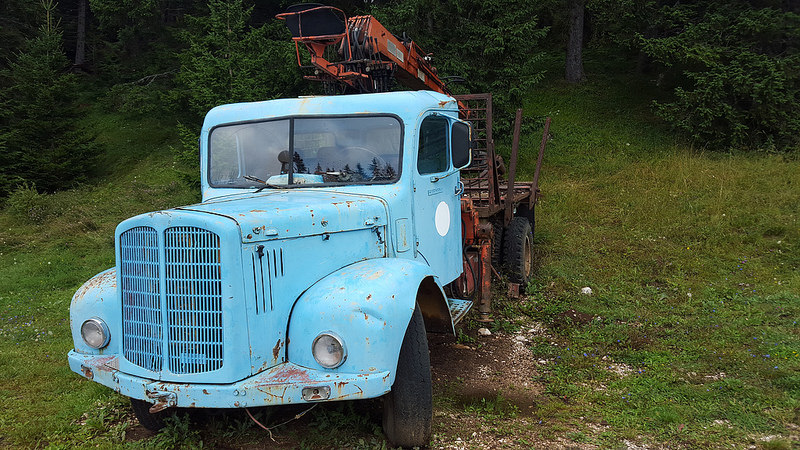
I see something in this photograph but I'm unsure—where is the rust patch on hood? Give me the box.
[272,339,282,361]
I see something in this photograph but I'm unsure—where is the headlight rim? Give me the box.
[81,317,110,350]
[312,332,346,369]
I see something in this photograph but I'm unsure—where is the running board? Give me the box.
[447,298,473,325]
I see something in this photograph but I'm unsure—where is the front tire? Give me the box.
[383,306,432,447]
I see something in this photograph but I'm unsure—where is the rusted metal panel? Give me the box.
[476,223,493,323]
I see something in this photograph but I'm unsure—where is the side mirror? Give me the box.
[451,121,472,169]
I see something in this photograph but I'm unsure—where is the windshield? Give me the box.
[209,116,402,188]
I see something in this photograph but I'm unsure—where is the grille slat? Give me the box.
[120,226,163,372]
[165,227,223,374]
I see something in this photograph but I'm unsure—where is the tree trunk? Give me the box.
[565,0,585,83]
[74,0,86,68]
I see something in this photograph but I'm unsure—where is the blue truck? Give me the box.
[68,6,544,447]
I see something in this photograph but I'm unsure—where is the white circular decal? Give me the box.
[435,201,450,237]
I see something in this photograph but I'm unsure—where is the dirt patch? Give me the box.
[429,330,544,415]
[125,424,155,442]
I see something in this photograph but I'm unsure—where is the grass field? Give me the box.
[512,66,800,447]
[0,61,798,448]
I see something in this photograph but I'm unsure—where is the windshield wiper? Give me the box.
[243,175,281,192]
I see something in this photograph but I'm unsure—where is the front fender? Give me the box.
[70,268,120,355]
[286,258,441,384]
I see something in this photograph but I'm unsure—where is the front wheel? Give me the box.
[383,305,432,447]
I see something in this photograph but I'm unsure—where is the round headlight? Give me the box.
[312,333,346,369]
[81,318,110,349]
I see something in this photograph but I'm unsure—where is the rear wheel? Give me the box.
[383,306,432,447]
[503,216,534,285]
[131,398,169,432]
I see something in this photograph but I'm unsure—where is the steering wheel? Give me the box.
[341,146,389,180]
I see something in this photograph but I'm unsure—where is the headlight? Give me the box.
[81,318,110,349]
[312,333,346,368]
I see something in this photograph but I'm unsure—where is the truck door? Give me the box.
[412,114,463,284]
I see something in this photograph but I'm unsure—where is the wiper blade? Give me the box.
[255,184,282,192]
[243,174,282,192]
[243,175,267,185]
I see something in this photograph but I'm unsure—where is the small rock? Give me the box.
[580,286,593,295]
[452,344,472,350]
[514,335,528,342]
[538,359,547,364]
[477,327,491,336]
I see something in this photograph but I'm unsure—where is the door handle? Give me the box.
[455,181,464,196]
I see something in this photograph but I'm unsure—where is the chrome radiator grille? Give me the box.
[119,226,223,374]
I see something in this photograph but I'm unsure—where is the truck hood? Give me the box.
[176,190,388,243]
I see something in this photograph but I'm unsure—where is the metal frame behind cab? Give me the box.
[454,94,544,223]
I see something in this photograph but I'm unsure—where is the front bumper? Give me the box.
[68,351,392,409]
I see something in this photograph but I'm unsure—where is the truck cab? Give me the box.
[68,90,474,446]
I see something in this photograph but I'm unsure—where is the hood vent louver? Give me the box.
[253,247,284,315]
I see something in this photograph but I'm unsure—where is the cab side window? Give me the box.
[417,116,449,174]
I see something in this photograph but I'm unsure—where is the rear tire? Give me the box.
[383,306,432,447]
[503,216,534,285]
[130,398,168,432]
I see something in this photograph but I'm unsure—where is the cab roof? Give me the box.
[202,90,458,129]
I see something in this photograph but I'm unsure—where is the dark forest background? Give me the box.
[1,0,799,197]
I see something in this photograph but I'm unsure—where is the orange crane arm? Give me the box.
[276,4,454,96]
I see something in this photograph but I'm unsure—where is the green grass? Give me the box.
[1,57,799,447]
[0,108,196,448]
[499,60,800,447]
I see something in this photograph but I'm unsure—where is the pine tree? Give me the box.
[174,0,304,119]
[293,152,308,174]
[384,162,397,179]
[355,162,369,180]
[368,157,383,179]
[0,0,99,195]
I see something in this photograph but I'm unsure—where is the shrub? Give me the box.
[5,183,56,222]
[640,4,800,151]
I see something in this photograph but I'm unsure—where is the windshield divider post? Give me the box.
[288,119,295,185]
